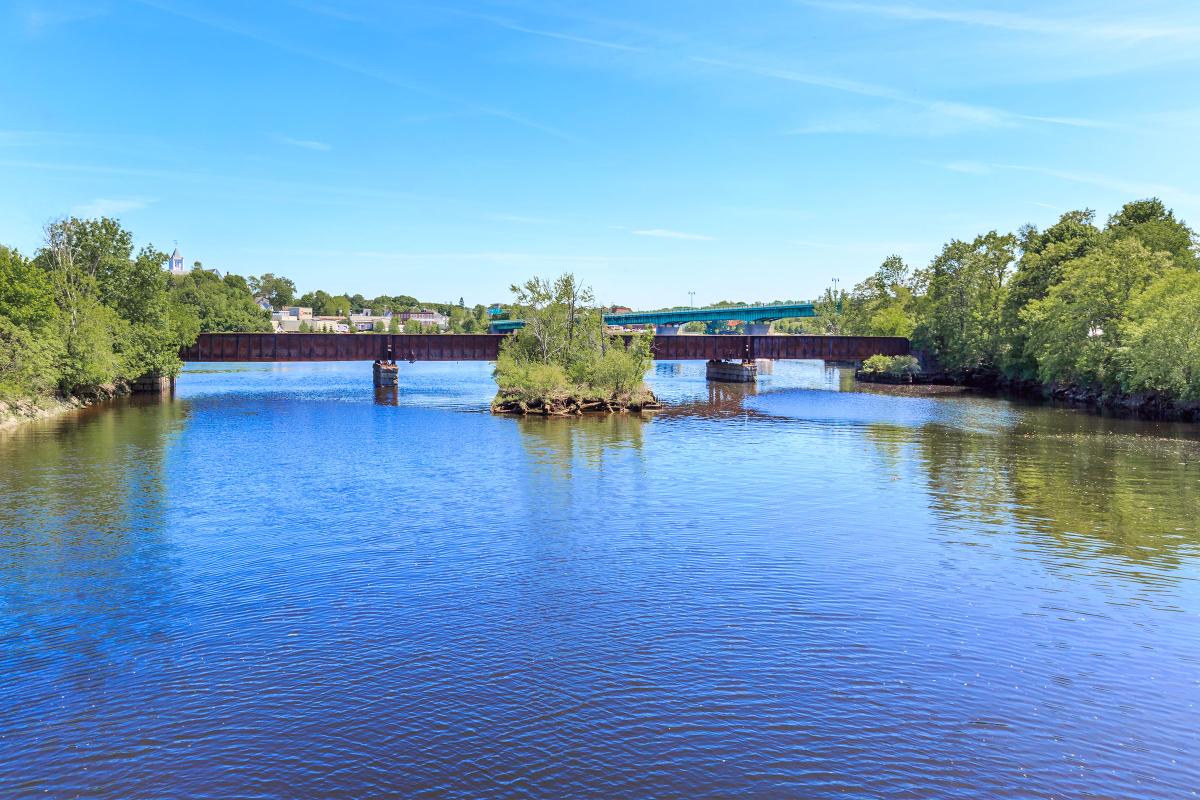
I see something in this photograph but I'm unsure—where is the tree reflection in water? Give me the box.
[0,397,191,691]
[862,406,1200,586]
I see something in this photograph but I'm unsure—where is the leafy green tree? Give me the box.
[842,255,917,337]
[296,289,330,311]
[248,273,297,309]
[0,316,64,398]
[1002,210,1102,378]
[1119,269,1200,400]
[0,245,64,397]
[373,320,385,333]
[0,245,58,330]
[36,221,121,388]
[27,217,200,389]
[1021,238,1170,388]
[495,273,654,405]
[171,268,271,332]
[326,295,352,317]
[403,319,421,334]
[914,231,1015,376]
[807,286,850,334]
[388,316,401,333]
[1106,198,1198,267]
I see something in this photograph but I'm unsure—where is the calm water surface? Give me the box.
[2,360,1198,798]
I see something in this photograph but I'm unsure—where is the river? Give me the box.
[1,360,1198,798]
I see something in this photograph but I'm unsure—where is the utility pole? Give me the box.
[688,290,696,308]
[831,277,841,334]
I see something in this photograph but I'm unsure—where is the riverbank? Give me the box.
[856,370,1200,421]
[0,385,128,432]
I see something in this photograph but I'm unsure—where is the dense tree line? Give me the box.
[0,217,277,402]
[802,198,1200,402]
[1,219,193,400]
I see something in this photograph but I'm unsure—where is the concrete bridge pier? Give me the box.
[655,323,683,335]
[373,360,399,387]
[706,359,758,383]
[744,321,775,336]
[131,373,175,394]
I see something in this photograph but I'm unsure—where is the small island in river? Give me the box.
[489,274,661,416]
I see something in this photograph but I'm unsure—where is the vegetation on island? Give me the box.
[860,354,921,381]
[491,274,658,415]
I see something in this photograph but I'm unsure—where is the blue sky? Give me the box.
[3,1,1199,307]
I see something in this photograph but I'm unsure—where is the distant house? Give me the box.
[256,297,273,312]
[609,305,633,315]
[348,313,390,332]
[272,307,315,332]
[396,309,449,330]
[309,315,346,333]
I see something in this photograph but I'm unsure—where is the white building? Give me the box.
[396,310,449,330]
[168,247,185,275]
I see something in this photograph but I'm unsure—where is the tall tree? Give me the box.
[1119,269,1200,401]
[1022,238,1170,388]
[914,231,1016,376]
[248,273,297,309]
[1002,210,1102,378]
[1106,198,1198,267]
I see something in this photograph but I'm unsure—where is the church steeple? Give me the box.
[168,245,185,274]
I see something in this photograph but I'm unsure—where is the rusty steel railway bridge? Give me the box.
[181,332,908,364]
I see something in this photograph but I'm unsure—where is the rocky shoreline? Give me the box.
[0,384,129,432]
[491,391,662,416]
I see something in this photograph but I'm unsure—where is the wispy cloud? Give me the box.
[0,158,430,205]
[235,247,662,265]
[484,213,557,224]
[938,160,993,174]
[22,4,107,35]
[696,56,1111,132]
[932,160,1200,204]
[463,13,647,53]
[276,134,331,151]
[135,0,584,145]
[632,228,715,241]
[71,196,156,217]
[462,8,1115,133]
[800,2,1200,44]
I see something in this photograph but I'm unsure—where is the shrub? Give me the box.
[0,315,64,398]
[885,355,921,377]
[862,354,892,374]
[862,353,921,379]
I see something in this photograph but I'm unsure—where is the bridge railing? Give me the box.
[181,333,909,363]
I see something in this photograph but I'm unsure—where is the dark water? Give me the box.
[2,360,1198,799]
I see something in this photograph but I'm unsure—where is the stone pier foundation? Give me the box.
[131,373,175,394]
[706,359,758,383]
[373,361,399,387]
